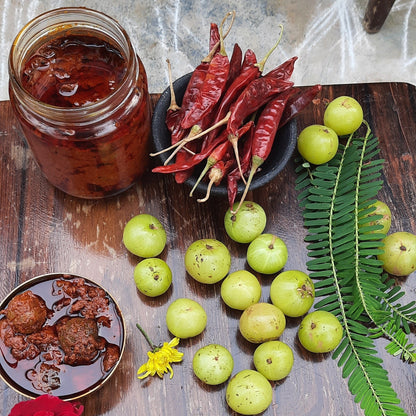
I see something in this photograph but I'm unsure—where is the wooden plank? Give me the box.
[0,82,415,415]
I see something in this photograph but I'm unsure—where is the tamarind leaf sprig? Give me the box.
[295,122,416,416]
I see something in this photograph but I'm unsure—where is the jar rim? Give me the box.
[8,7,137,117]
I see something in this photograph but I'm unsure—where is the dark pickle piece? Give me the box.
[57,317,105,366]
[2,291,47,335]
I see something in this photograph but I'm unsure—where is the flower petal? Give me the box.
[8,394,84,416]
[137,338,183,380]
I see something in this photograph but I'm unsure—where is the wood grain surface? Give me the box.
[0,83,415,416]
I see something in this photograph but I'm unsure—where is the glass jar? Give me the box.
[8,7,151,199]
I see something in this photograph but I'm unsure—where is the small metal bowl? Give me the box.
[151,72,297,197]
[0,273,126,401]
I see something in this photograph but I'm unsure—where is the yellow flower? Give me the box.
[137,335,184,380]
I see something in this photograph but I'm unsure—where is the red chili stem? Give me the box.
[165,59,188,146]
[197,163,223,203]
[202,12,235,62]
[152,120,253,176]
[253,24,284,73]
[197,158,234,203]
[152,132,228,174]
[166,59,181,113]
[189,140,232,197]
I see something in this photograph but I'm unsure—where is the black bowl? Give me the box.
[151,72,297,197]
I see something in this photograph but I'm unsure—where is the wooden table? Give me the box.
[1,83,415,416]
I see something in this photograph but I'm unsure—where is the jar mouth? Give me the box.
[8,7,136,118]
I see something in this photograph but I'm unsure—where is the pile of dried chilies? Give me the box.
[151,11,321,213]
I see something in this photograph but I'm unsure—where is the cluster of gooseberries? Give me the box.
[122,95,416,415]
[122,202,343,415]
[297,95,363,165]
[366,200,416,277]
[221,202,343,414]
[123,214,172,297]
[296,94,416,277]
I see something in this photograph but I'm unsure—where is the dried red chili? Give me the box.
[200,64,260,153]
[241,49,257,71]
[252,89,294,159]
[168,23,221,182]
[278,84,322,128]
[226,77,294,137]
[179,23,220,118]
[154,22,320,198]
[157,24,288,169]
[232,88,295,213]
[263,56,298,80]
[201,37,291,153]
[226,76,293,178]
[226,43,243,87]
[180,38,230,129]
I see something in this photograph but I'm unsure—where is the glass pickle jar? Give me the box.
[8,7,151,199]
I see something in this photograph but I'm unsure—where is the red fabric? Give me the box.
[8,395,83,416]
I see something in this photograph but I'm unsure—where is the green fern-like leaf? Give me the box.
[296,123,415,416]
